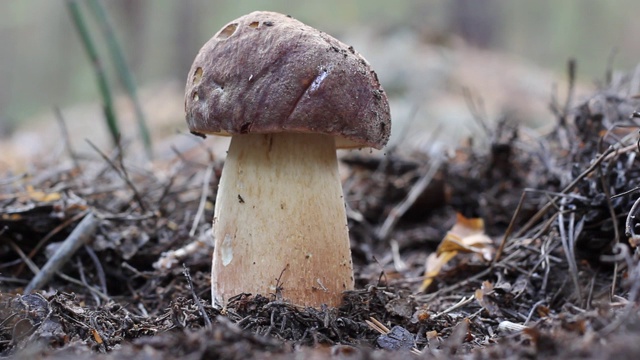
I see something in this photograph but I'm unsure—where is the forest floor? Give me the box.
[2,37,640,359]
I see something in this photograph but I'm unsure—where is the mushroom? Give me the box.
[184,11,390,307]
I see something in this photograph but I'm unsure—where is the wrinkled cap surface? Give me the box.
[185,11,391,149]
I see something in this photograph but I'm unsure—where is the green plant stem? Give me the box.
[87,0,153,159]
[66,0,120,147]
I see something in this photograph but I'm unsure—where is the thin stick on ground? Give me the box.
[525,299,547,325]
[76,257,101,305]
[365,317,389,334]
[87,139,148,213]
[183,263,212,330]
[365,317,421,355]
[431,296,474,319]
[625,195,640,241]
[377,156,444,241]
[417,267,492,303]
[25,212,99,293]
[512,146,615,240]
[16,209,89,277]
[597,161,622,300]
[54,106,80,170]
[558,198,583,304]
[84,244,108,296]
[493,191,527,264]
[56,271,110,302]
[8,240,40,276]
[189,162,214,237]
[599,252,640,337]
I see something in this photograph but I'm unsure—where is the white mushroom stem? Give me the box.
[212,133,354,307]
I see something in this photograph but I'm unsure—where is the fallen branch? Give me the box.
[25,212,99,293]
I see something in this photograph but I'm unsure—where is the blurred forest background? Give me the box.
[1,0,640,164]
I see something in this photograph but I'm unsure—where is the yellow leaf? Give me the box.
[26,185,61,202]
[437,214,493,255]
[419,251,457,292]
[451,213,485,236]
[2,214,23,221]
[419,213,495,292]
[437,233,467,253]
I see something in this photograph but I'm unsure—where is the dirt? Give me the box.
[2,63,640,359]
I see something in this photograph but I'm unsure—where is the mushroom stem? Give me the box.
[212,133,354,307]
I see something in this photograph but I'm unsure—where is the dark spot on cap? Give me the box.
[240,122,252,134]
[263,21,274,26]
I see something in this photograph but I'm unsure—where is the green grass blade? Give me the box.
[86,0,153,159]
[66,0,120,148]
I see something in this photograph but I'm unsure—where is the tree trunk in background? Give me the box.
[449,0,501,48]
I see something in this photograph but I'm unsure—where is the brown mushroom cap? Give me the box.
[184,11,391,149]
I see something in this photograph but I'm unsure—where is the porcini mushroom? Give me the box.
[184,11,390,307]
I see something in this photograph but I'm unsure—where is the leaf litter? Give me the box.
[2,64,640,358]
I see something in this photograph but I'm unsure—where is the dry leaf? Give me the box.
[25,185,61,202]
[475,281,501,315]
[420,251,457,292]
[420,213,494,292]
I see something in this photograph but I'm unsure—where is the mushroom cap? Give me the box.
[184,11,391,149]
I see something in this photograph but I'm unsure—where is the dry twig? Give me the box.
[25,212,99,293]
[377,156,444,241]
[86,139,148,213]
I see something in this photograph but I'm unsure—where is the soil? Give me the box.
[2,68,640,359]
